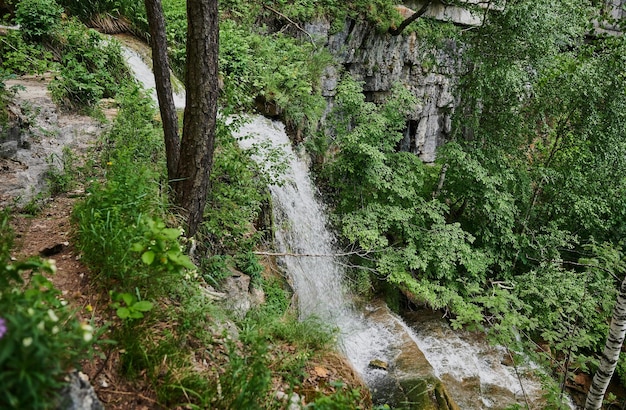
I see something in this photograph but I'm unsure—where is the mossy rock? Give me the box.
[394,375,459,410]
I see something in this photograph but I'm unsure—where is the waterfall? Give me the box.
[235,117,411,394]
[120,45,186,109]
[234,116,562,409]
[120,41,565,409]
[235,116,395,359]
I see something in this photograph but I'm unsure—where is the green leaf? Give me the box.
[116,307,130,319]
[132,301,153,312]
[178,255,197,270]
[162,228,181,240]
[121,293,133,306]
[141,251,155,265]
[130,242,144,252]
[130,310,144,319]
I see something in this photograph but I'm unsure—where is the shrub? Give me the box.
[0,211,96,410]
[73,84,166,291]
[0,31,55,75]
[15,0,64,40]
[49,21,129,111]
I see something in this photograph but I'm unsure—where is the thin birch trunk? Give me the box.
[585,276,626,409]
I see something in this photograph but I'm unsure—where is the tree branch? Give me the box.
[263,5,316,47]
[389,1,433,36]
[254,249,378,258]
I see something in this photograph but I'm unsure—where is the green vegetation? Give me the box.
[0,212,96,409]
[2,0,626,407]
[15,0,63,40]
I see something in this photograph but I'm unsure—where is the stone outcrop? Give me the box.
[308,17,459,163]
[0,75,106,208]
[363,300,460,409]
[58,371,104,410]
[221,268,265,319]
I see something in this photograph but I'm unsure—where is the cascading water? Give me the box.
[235,117,400,381]
[121,41,564,409]
[234,116,559,409]
[120,45,186,109]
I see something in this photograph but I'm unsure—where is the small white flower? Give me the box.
[47,259,57,273]
[23,337,33,347]
[27,308,35,316]
[37,321,45,331]
[51,326,59,334]
[47,309,59,322]
[80,323,94,342]
[80,323,93,332]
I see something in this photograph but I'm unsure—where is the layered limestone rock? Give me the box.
[308,17,460,163]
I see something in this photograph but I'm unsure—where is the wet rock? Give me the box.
[364,300,459,409]
[405,309,549,409]
[369,359,388,371]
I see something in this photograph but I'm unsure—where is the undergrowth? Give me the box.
[71,79,364,407]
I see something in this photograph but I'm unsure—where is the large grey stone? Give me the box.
[58,371,104,410]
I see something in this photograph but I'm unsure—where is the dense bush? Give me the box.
[49,20,129,111]
[15,0,63,40]
[73,84,167,292]
[0,212,95,409]
[0,31,55,75]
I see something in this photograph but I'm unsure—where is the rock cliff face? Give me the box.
[308,18,460,163]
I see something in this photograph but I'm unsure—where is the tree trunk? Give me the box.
[173,0,219,236]
[144,0,180,182]
[585,276,626,409]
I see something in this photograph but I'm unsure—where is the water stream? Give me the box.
[234,116,551,409]
[235,117,399,379]
[121,42,559,409]
[120,44,186,109]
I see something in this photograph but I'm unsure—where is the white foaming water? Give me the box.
[235,116,398,381]
[234,115,563,409]
[121,46,186,109]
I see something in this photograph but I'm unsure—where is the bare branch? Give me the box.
[263,5,316,48]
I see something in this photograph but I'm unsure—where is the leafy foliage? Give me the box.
[0,212,95,409]
[321,77,490,323]
[110,291,154,320]
[0,31,55,75]
[72,84,167,294]
[57,0,148,33]
[49,21,129,111]
[15,0,63,40]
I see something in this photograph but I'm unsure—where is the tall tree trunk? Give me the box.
[173,0,219,236]
[144,0,180,182]
[585,276,626,409]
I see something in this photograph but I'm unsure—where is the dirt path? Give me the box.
[3,75,160,409]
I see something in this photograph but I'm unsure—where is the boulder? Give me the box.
[58,371,104,410]
[221,268,265,319]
